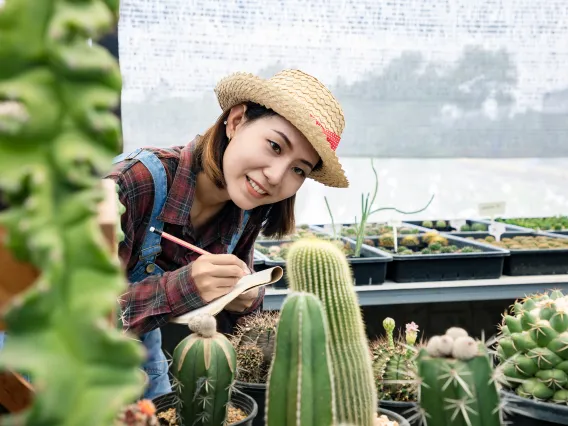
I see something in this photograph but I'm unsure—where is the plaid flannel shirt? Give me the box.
[105,138,265,335]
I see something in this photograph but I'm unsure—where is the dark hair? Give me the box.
[193,101,296,239]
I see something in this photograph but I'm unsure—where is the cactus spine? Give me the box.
[371,319,420,402]
[230,311,279,384]
[0,1,145,425]
[265,292,335,426]
[417,328,501,426]
[496,290,568,403]
[286,238,377,426]
[172,314,237,426]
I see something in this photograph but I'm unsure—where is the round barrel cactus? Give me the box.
[497,290,568,404]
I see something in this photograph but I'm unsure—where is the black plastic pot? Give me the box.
[500,389,568,425]
[378,406,411,426]
[367,233,508,283]
[453,231,568,276]
[234,381,266,426]
[152,390,258,425]
[255,236,392,288]
[378,400,419,426]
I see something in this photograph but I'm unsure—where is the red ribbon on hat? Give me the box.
[310,114,341,151]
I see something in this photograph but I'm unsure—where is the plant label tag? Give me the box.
[388,219,402,228]
[478,202,506,218]
[488,221,507,241]
[393,225,398,252]
[449,219,467,232]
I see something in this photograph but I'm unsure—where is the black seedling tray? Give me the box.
[363,233,508,283]
[453,231,568,276]
[255,237,392,288]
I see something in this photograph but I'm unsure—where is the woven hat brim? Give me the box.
[214,73,349,188]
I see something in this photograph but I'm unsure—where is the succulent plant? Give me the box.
[417,327,502,426]
[400,235,419,248]
[471,223,488,232]
[265,292,336,426]
[460,224,471,231]
[230,311,279,384]
[286,238,377,425]
[435,220,447,229]
[172,314,237,426]
[115,400,159,426]
[421,220,434,229]
[379,233,395,248]
[371,319,421,402]
[496,290,568,404]
[0,1,146,425]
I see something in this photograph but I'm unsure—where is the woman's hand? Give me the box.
[191,254,251,302]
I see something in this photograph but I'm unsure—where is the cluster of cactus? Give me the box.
[171,314,238,426]
[256,238,354,261]
[370,318,421,402]
[115,400,159,426]
[421,220,448,230]
[373,233,481,256]
[0,1,147,425]
[496,289,568,404]
[265,292,336,426]
[459,222,489,232]
[285,238,378,425]
[230,311,279,384]
[470,235,568,250]
[497,216,568,232]
[257,224,315,241]
[417,327,502,426]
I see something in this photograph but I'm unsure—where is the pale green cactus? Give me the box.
[265,292,336,426]
[171,314,237,426]
[0,1,146,425]
[286,238,377,426]
[417,327,502,426]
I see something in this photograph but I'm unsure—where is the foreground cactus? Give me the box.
[230,311,279,384]
[371,318,420,402]
[417,327,502,426]
[0,1,146,425]
[286,238,377,425]
[496,289,568,404]
[265,292,336,426]
[172,314,237,426]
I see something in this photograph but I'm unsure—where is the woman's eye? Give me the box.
[268,140,281,154]
[293,167,305,177]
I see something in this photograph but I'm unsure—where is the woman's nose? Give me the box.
[263,163,288,186]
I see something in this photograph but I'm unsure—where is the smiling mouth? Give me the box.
[246,176,268,196]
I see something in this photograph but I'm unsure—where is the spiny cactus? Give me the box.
[400,235,419,248]
[371,319,421,402]
[496,289,568,404]
[286,238,377,426]
[379,234,395,248]
[172,314,237,426]
[0,1,146,425]
[230,311,279,384]
[417,327,502,426]
[265,292,336,426]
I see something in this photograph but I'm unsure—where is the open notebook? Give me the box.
[170,266,283,324]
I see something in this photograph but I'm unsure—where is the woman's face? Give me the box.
[223,106,320,210]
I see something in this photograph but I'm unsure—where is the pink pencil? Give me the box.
[149,226,210,256]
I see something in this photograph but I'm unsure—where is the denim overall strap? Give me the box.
[112,149,171,400]
[227,209,251,254]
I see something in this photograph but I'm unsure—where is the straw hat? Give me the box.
[214,69,349,188]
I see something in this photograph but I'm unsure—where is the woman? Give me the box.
[106,69,349,399]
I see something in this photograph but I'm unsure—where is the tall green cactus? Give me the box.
[0,1,146,425]
[417,327,502,426]
[286,238,377,425]
[265,292,335,426]
[172,314,237,426]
